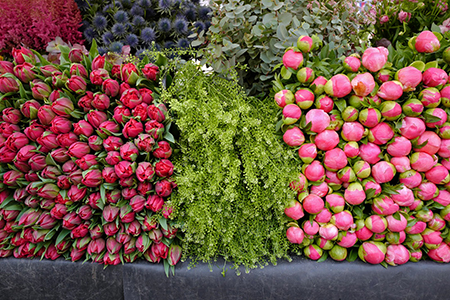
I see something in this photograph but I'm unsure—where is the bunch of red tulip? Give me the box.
[0,44,181,267]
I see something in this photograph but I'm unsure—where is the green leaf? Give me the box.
[89,39,99,59]
[55,229,71,245]
[159,216,168,231]
[334,99,347,113]
[280,66,292,80]
[346,249,358,262]
[164,131,175,143]
[424,61,438,71]
[317,250,328,262]
[409,61,425,72]
[164,259,170,277]
[100,184,106,205]
[365,188,376,199]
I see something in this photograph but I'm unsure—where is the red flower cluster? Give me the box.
[0,46,181,266]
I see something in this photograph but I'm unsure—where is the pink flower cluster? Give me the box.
[0,0,84,54]
[0,45,181,267]
[279,32,450,265]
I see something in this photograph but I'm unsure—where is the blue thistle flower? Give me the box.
[109,41,124,53]
[133,16,146,27]
[177,38,190,49]
[93,15,108,32]
[205,20,211,29]
[141,27,156,44]
[158,0,173,12]
[101,31,115,45]
[139,0,152,8]
[194,21,205,34]
[124,34,139,48]
[185,8,197,21]
[164,41,175,49]
[199,6,211,21]
[124,23,133,32]
[98,47,107,55]
[130,4,144,16]
[121,0,132,8]
[112,23,126,37]
[158,18,172,33]
[84,27,96,42]
[114,10,129,23]
[173,18,188,35]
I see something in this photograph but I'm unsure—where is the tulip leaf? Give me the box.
[3,204,23,211]
[164,131,175,143]
[100,184,106,205]
[164,259,170,277]
[0,195,14,209]
[55,229,71,245]
[380,261,388,269]
[393,212,401,221]
[89,39,99,59]
[45,153,58,167]
[159,216,168,231]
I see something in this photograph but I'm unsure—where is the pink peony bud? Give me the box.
[297,35,313,52]
[359,143,381,164]
[341,122,365,142]
[282,104,302,125]
[419,87,441,108]
[422,68,448,88]
[282,49,303,70]
[331,211,354,231]
[359,108,381,128]
[398,11,411,23]
[372,195,399,215]
[390,156,411,173]
[380,101,402,121]
[324,74,352,98]
[323,148,347,171]
[314,95,333,112]
[385,244,410,266]
[298,143,317,163]
[377,80,403,100]
[315,208,332,224]
[395,66,422,92]
[343,142,359,158]
[294,88,314,109]
[344,182,365,205]
[310,76,328,95]
[362,47,388,73]
[372,161,396,183]
[368,122,394,145]
[344,56,361,72]
[400,117,426,140]
[274,90,294,108]
[426,165,450,185]
[358,241,386,264]
[414,131,441,155]
[302,194,324,214]
[319,224,338,240]
[142,63,159,81]
[410,152,436,172]
[428,243,450,262]
[415,31,440,53]
[286,226,305,244]
[282,127,306,148]
[289,173,308,192]
[305,109,330,133]
[399,170,422,188]
[417,182,439,200]
[351,72,375,96]
[325,194,345,213]
[314,130,339,151]
[304,160,325,182]
[297,67,315,83]
[387,136,412,157]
